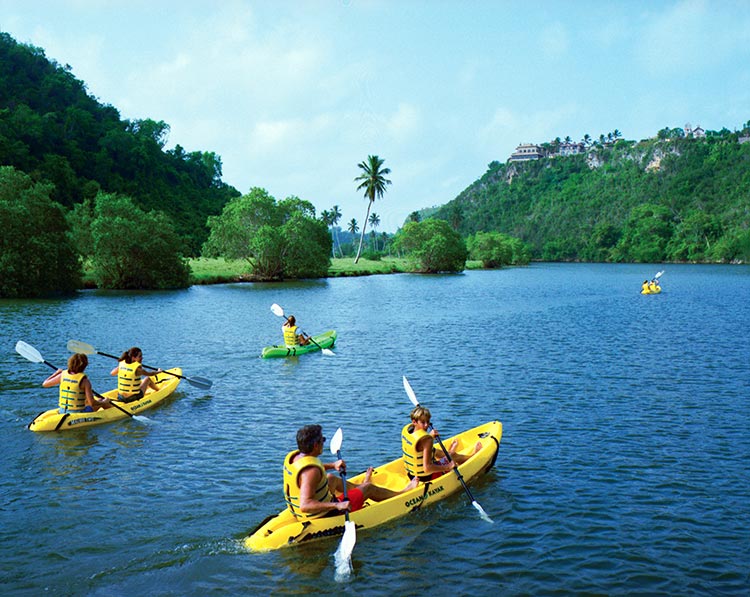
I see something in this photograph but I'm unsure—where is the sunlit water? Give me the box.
[1,263,748,595]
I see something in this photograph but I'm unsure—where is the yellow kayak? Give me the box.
[28,368,182,432]
[244,420,502,552]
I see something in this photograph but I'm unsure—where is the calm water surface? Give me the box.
[1,263,749,596]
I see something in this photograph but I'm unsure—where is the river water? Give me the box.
[1,263,748,596]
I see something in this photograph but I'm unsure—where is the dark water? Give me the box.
[1,263,749,596]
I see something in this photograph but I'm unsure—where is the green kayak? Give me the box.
[261,330,337,358]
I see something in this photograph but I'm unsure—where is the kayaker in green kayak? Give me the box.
[283,315,311,347]
[284,424,418,519]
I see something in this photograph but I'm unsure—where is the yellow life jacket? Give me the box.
[283,325,299,347]
[117,360,141,395]
[59,371,87,412]
[402,423,433,478]
[642,282,649,292]
[649,282,658,292]
[283,450,332,520]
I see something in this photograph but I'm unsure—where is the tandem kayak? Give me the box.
[261,330,337,358]
[641,286,662,294]
[27,367,182,432]
[244,420,502,552]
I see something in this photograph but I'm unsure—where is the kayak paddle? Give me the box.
[654,270,664,280]
[15,340,145,422]
[330,427,355,580]
[66,339,213,390]
[402,375,494,524]
[270,303,335,356]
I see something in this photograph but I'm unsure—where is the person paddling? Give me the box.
[284,425,417,520]
[402,406,481,482]
[43,353,111,413]
[283,315,311,347]
[110,347,161,403]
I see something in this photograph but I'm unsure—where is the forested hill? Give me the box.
[0,32,239,253]
[434,130,750,263]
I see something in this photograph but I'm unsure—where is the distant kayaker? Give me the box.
[284,424,418,520]
[649,279,660,292]
[110,347,161,403]
[43,353,111,413]
[283,315,311,347]
[402,406,482,482]
[642,280,649,293]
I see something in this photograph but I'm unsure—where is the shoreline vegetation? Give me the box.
[188,257,484,285]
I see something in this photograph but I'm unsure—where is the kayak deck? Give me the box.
[244,420,502,551]
[261,330,336,358]
[27,367,182,432]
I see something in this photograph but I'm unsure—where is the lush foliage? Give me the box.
[393,219,468,273]
[202,187,331,280]
[0,32,239,255]
[68,192,191,289]
[0,166,81,297]
[466,231,530,267]
[435,133,750,263]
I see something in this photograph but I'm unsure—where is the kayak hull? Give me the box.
[244,420,502,552]
[641,287,662,294]
[27,367,182,432]
[261,330,336,358]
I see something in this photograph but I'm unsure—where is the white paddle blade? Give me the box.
[472,500,494,524]
[334,521,356,581]
[402,376,420,407]
[15,341,44,363]
[655,270,664,279]
[66,339,96,354]
[322,348,336,356]
[270,303,285,317]
[330,427,343,455]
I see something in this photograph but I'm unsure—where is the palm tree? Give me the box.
[331,204,343,258]
[368,212,380,251]
[354,155,391,263]
[347,218,359,235]
[583,133,592,146]
[407,211,421,223]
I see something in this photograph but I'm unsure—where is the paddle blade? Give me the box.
[330,427,343,455]
[186,376,213,390]
[66,339,96,355]
[472,500,494,524]
[654,270,664,279]
[322,348,336,356]
[334,520,356,582]
[402,376,420,407]
[270,303,285,318]
[15,341,44,364]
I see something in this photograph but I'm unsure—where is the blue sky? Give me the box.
[2,0,749,232]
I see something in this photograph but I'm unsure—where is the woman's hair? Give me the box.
[296,424,324,453]
[119,347,142,363]
[286,316,296,326]
[67,353,88,374]
[410,406,431,424]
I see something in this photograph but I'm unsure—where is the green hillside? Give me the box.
[434,131,750,263]
[0,32,239,254]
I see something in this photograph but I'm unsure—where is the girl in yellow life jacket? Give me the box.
[282,315,311,347]
[110,347,161,402]
[402,406,482,482]
[42,353,110,413]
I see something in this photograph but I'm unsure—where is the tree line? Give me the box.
[435,130,750,264]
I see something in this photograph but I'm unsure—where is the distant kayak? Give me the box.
[261,330,336,358]
[244,420,502,552]
[27,368,182,432]
[641,285,662,294]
